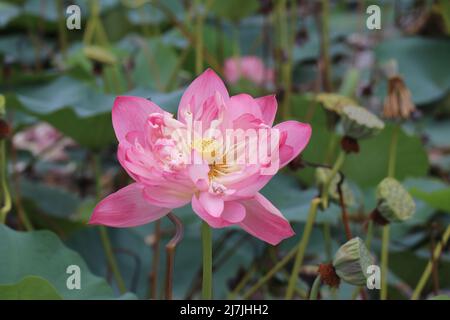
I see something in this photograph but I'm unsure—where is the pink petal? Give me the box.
[255,95,277,126]
[143,184,192,208]
[199,192,224,217]
[89,183,170,227]
[225,94,263,128]
[177,69,229,123]
[221,201,246,223]
[273,120,312,168]
[112,96,164,143]
[188,162,210,191]
[238,193,294,245]
[192,194,232,228]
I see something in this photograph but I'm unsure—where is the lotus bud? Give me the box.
[341,105,385,140]
[332,237,374,286]
[83,45,117,65]
[375,177,415,223]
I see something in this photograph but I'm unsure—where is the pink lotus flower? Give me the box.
[13,122,74,161]
[224,56,274,86]
[89,69,311,245]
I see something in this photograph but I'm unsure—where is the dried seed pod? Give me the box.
[341,105,385,140]
[383,75,416,120]
[0,119,11,139]
[332,237,374,286]
[376,177,415,223]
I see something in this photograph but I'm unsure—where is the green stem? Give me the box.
[286,198,321,299]
[309,275,322,300]
[411,225,450,300]
[380,225,390,300]
[57,0,67,57]
[276,0,292,120]
[195,0,204,74]
[339,68,360,98]
[93,154,127,294]
[242,244,297,299]
[322,223,332,262]
[320,0,332,92]
[0,141,12,224]
[99,226,127,294]
[227,263,256,299]
[201,221,213,299]
[380,125,400,300]
[321,151,346,209]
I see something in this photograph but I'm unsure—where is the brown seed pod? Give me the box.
[383,75,416,120]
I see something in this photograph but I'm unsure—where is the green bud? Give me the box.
[315,167,355,206]
[83,45,117,65]
[341,105,385,140]
[332,237,374,286]
[316,93,357,115]
[376,177,415,222]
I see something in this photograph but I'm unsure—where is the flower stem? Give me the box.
[149,220,161,299]
[322,223,332,261]
[276,0,292,120]
[201,221,213,299]
[155,0,222,73]
[411,225,450,300]
[194,0,204,75]
[309,275,322,300]
[0,140,12,224]
[165,213,184,300]
[242,245,297,298]
[380,225,390,300]
[93,154,127,294]
[320,0,333,92]
[381,125,400,300]
[56,0,67,57]
[99,226,127,294]
[321,151,346,209]
[286,198,321,299]
[227,263,256,299]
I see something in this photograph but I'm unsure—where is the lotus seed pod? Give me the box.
[341,105,385,140]
[316,93,357,115]
[315,167,355,206]
[376,177,415,222]
[332,237,374,286]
